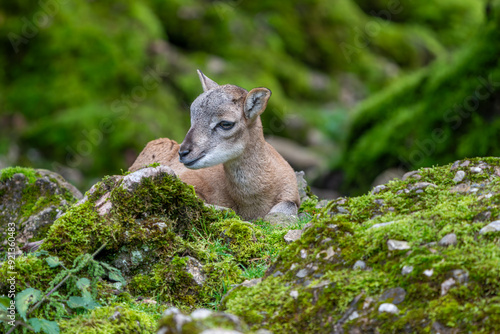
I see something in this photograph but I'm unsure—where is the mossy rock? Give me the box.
[0,167,82,253]
[223,158,500,333]
[58,304,157,334]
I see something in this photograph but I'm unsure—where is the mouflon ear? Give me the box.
[243,87,271,121]
[197,69,219,92]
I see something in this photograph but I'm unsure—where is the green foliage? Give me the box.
[342,12,500,193]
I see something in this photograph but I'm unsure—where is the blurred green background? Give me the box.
[1,0,499,195]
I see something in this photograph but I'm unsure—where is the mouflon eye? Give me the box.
[217,121,235,130]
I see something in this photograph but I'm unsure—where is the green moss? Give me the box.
[58,304,157,334]
[224,158,500,333]
[0,166,39,184]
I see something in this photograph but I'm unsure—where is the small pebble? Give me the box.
[387,239,411,251]
[284,230,302,243]
[369,221,396,230]
[438,233,457,247]
[402,265,413,275]
[353,260,366,270]
[423,269,434,277]
[372,185,387,194]
[470,167,482,174]
[441,278,456,296]
[289,290,299,299]
[479,221,500,234]
[378,303,399,314]
[453,171,465,183]
[296,269,309,278]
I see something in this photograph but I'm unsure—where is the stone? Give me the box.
[460,160,470,167]
[453,171,465,183]
[284,229,303,243]
[263,212,299,227]
[185,256,206,286]
[300,249,308,259]
[369,221,396,229]
[200,330,243,334]
[378,303,399,314]
[387,239,411,251]
[295,171,310,203]
[438,233,457,247]
[316,246,335,260]
[423,269,434,277]
[289,290,299,299]
[191,309,213,320]
[372,185,387,194]
[479,220,500,234]
[451,269,469,284]
[410,182,437,191]
[0,168,83,253]
[122,165,175,192]
[353,260,366,270]
[379,287,406,304]
[470,167,482,174]
[402,265,413,275]
[441,278,456,296]
[296,269,309,278]
[402,171,421,181]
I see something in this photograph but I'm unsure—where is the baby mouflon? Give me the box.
[129,70,300,220]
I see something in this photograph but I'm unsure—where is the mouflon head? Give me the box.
[179,70,271,169]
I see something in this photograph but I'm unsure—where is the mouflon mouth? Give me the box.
[182,154,205,167]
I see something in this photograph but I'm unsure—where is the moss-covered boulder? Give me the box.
[0,167,82,253]
[223,157,500,333]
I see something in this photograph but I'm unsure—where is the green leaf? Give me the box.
[76,277,90,290]
[100,262,126,285]
[0,296,10,310]
[109,271,126,284]
[45,256,62,268]
[15,288,42,321]
[29,318,60,334]
[67,296,100,310]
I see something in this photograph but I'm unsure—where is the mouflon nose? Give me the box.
[179,149,190,159]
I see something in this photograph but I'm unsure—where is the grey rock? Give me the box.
[378,303,399,314]
[369,221,396,230]
[438,233,457,247]
[402,265,414,275]
[337,206,349,214]
[0,169,82,252]
[315,199,330,209]
[122,165,175,192]
[423,269,434,277]
[379,287,406,304]
[441,278,456,296]
[402,171,421,181]
[353,260,366,270]
[451,269,469,284]
[284,229,303,243]
[190,309,213,320]
[470,167,482,174]
[185,256,206,286]
[453,171,465,183]
[296,269,309,278]
[479,220,500,234]
[387,239,410,251]
[372,185,387,194]
[295,171,310,203]
[460,160,470,167]
[410,182,437,190]
[263,212,299,227]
